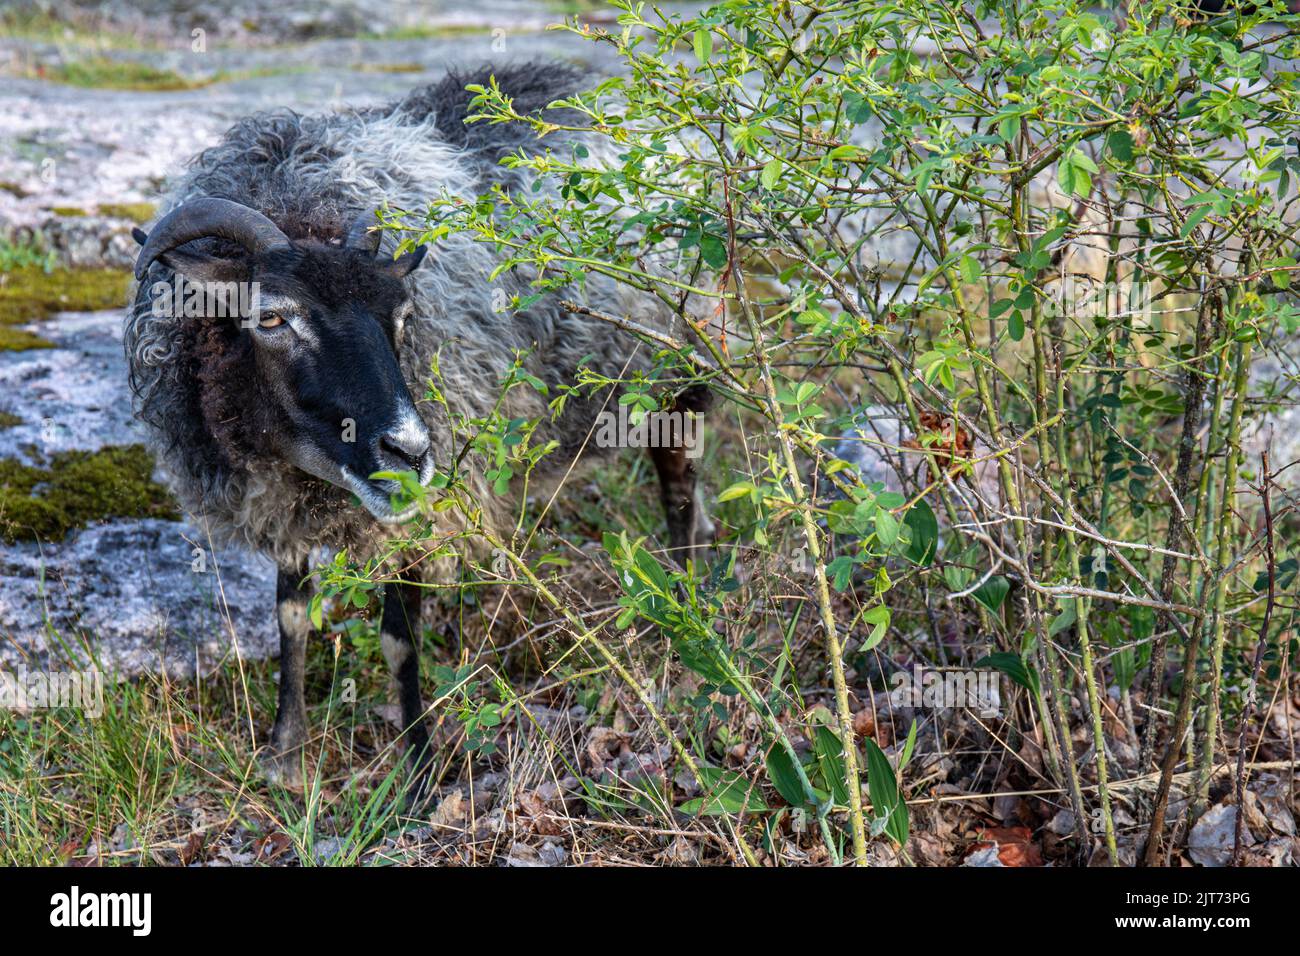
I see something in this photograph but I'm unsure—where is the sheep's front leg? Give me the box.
[263,562,310,790]
[381,580,433,795]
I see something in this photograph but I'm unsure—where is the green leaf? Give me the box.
[1059,149,1094,198]
[814,725,850,806]
[693,28,712,65]
[959,254,981,284]
[875,509,899,547]
[1180,204,1211,238]
[1113,646,1137,692]
[864,738,908,846]
[632,544,672,594]
[974,651,1041,697]
[761,158,782,190]
[899,719,918,771]
[676,641,732,684]
[826,555,856,592]
[766,746,810,807]
[1008,309,1025,341]
[862,604,891,650]
[1107,129,1134,162]
[971,575,1010,613]
[902,499,938,566]
[844,90,872,124]
[1071,150,1099,174]
[717,481,756,503]
[1047,602,1077,637]
[680,767,767,816]
[699,232,728,268]
[998,113,1020,143]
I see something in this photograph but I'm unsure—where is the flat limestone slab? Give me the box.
[0,308,276,676]
[0,517,276,677]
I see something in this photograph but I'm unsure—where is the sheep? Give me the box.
[123,63,712,792]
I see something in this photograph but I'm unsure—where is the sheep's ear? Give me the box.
[380,245,427,280]
[131,227,250,283]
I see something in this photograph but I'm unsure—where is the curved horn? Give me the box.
[344,208,382,256]
[134,197,290,280]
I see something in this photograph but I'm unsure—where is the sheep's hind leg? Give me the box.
[381,579,434,804]
[262,563,311,791]
[649,386,713,566]
[649,445,714,567]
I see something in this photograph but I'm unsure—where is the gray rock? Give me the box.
[35,214,139,270]
[830,404,1000,512]
[0,22,623,269]
[1244,332,1300,490]
[0,307,276,677]
[2,0,569,47]
[0,517,275,677]
[831,404,915,492]
[0,310,142,464]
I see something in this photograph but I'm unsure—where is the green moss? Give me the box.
[40,58,207,92]
[0,412,22,429]
[0,266,130,327]
[49,202,157,222]
[23,54,311,92]
[358,24,485,40]
[0,445,177,543]
[97,202,156,224]
[0,327,55,352]
[350,62,426,74]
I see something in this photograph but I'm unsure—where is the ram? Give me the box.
[124,63,711,792]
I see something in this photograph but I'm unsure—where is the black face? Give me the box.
[161,239,434,522]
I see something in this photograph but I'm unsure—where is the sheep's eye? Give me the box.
[257,311,285,329]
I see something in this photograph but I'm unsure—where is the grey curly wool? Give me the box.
[124,64,668,572]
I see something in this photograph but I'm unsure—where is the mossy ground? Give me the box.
[349,62,426,74]
[357,24,486,40]
[0,264,131,350]
[46,203,156,222]
[21,57,309,92]
[96,202,156,223]
[0,444,177,543]
[0,326,57,351]
[36,58,208,92]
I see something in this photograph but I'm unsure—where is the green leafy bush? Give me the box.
[326,0,1300,865]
